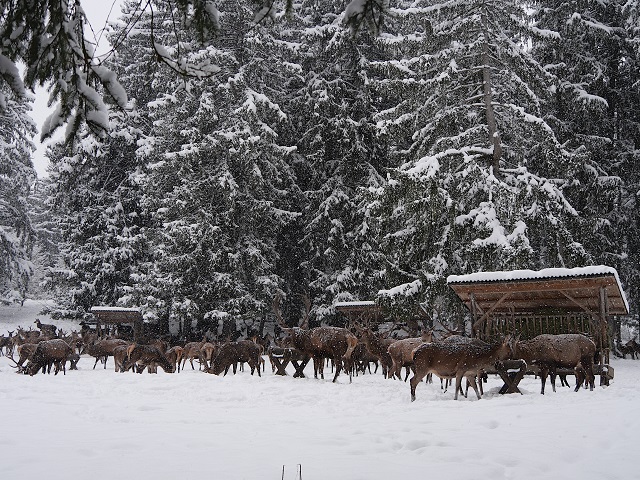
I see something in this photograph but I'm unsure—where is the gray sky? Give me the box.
[31,1,124,177]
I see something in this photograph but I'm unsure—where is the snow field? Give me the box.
[1,301,638,480]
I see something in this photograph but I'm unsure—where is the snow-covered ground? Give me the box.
[1,301,638,480]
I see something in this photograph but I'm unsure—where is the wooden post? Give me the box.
[470,293,479,338]
[134,320,142,342]
[599,286,610,367]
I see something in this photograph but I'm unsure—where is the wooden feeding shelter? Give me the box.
[334,301,384,325]
[90,306,144,340]
[447,266,629,363]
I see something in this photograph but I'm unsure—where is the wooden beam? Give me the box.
[469,298,597,311]
[559,291,600,319]
[473,292,511,329]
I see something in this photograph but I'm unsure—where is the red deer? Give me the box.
[7,343,38,373]
[442,335,492,396]
[113,345,133,372]
[512,333,597,394]
[86,338,129,369]
[181,341,207,370]
[24,339,74,376]
[166,346,184,373]
[387,330,434,381]
[354,325,395,378]
[410,335,515,401]
[207,340,262,376]
[249,336,267,373]
[34,319,57,336]
[274,293,358,383]
[14,326,45,346]
[122,344,175,373]
[618,339,639,359]
[0,331,14,356]
[350,342,380,375]
[199,342,218,369]
[64,352,81,371]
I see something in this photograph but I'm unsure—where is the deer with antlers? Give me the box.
[274,293,358,383]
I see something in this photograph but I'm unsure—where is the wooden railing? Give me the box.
[480,313,597,341]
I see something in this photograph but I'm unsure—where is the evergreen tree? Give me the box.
[534,0,640,311]
[373,0,590,314]
[45,126,148,316]
[285,1,389,323]
[42,0,180,317]
[0,82,36,304]
[138,1,300,334]
[27,177,63,300]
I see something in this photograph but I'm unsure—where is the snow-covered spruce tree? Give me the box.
[0,82,36,304]
[45,121,149,317]
[43,0,219,320]
[26,177,63,300]
[532,1,638,297]
[372,0,591,315]
[282,1,390,324]
[619,0,640,312]
[96,0,190,330]
[140,1,301,335]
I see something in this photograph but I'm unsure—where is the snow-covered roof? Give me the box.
[447,265,629,315]
[334,301,384,322]
[90,306,141,313]
[334,301,377,308]
[90,306,143,323]
[447,265,622,285]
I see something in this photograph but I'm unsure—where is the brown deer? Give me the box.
[410,335,516,401]
[617,339,639,359]
[34,319,57,337]
[0,331,14,356]
[113,344,133,372]
[181,340,207,370]
[122,344,175,373]
[512,333,597,394]
[14,326,44,346]
[207,340,262,376]
[165,346,184,372]
[7,343,38,373]
[274,293,358,383]
[199,342,218,369]
[354,325,395,378]
[387,330,434,381]
[24,339,74,376]
[442,335,492,396]
[86,338,130,369]
[350,342,380,375]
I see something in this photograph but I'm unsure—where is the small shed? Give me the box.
[90,306,144,340]
[334,301,384,325]
[334,300,432,335]
[447,266,629,363]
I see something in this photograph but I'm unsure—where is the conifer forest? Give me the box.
[1,0,639,335]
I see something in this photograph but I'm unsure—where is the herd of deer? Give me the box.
[616,339,640,359]
[0,307,610,401]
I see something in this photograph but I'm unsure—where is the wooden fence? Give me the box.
[480,313,597,341]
